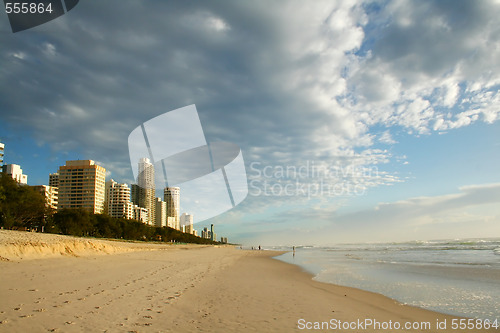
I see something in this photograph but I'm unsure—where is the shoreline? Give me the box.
[0,231,498,332]
[273,242,500,320]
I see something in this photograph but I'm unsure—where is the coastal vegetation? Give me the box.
[0,174,217,244]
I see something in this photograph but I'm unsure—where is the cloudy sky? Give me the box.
[1,0,499,245]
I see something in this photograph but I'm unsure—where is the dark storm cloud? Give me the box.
[372,0,500,80]
[0,0,340,182]
[1,0,498,184]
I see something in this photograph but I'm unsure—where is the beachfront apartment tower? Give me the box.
[49,172,59,188]
[164,187,180,230]
[57,160,106,214]
[133,206,149,224]
[105,179,135,219]
[131,158,155,225]
[180,212,194,234]
[201,227,211,239]
[2,164,28,184]
[155,197,167,227]
[0,142,4,168]
[31,185,58,210]
[210,223,216,242]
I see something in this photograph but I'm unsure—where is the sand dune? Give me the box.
[0,230,190,261]
[0,230,497,332]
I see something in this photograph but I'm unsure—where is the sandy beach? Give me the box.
[0,230,497,332]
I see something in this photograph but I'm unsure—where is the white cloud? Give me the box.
[206,16,229,32]
[342,0,500,137]
[379,130,396,144]
[42,43,56,57]
[1,0,499,236]
[246,182,500,245]
[10,51,26,60]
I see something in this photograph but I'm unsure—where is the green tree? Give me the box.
[53,208,93,236]
[0,174,47,229]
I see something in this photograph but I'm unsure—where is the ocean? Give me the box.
[270,238,500,320]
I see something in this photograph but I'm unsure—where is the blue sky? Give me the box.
[1,0,499,245]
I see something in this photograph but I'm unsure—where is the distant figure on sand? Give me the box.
[258,245,261,250]
[293,246,295,257]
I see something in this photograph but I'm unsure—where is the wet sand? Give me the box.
[0,230,497,332]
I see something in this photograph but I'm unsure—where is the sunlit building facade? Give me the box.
[131,158,155,225]
[105,179,134,219]
[58,160,106,214]
[164,187,180,230]
[2,164,28,184]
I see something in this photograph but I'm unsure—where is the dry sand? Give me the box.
[0,230,497,332]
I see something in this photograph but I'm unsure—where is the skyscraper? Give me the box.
[155,197,167,227]
[210,223,216,242]
[105,179,134,219]
[164,187,180,230]
[180,212,194,234]
[131,158,155,225]
[49,173,59,188]
[58,160,106,214]
[0,142,4,168]
[201,227,210,239]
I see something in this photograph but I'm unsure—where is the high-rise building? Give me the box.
[0,142,4,168]
[180,212,194,234]
[155,197,167,227]
[49,173,59,188]
[31,185,58,210]
[131,158,155,225]
[210,223,216,242]
[201,227,210,239]
[58,160,106,214]
[164,187,180,230]
[2,164,28,184]
[133,206,149,223]
[105,179,134,219]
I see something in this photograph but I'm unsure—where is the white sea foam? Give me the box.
[275,238,500,319]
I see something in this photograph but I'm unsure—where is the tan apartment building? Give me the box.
[58,160,106,214]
